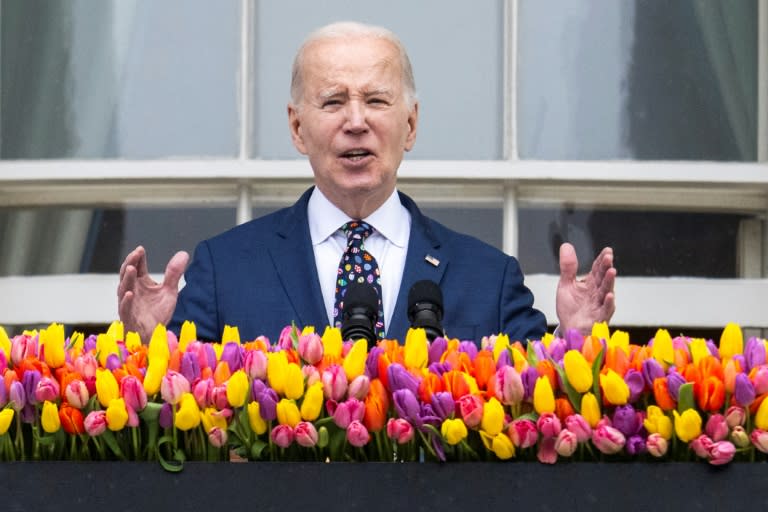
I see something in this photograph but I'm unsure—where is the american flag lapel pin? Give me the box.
[425,254,440,267]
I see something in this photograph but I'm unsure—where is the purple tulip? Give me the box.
[548,338,567,364]
[203,344,217,369]
[530,341,547,362]
[393,389,421,426]
[745,337,766,371]
[9,381,25,411]
[365,346,384,378]
[612,405,641,436]
[0,379,6,408]
[733,373,756,407]
[159,403,173,429]
[419,403,441,427]
[565,329,584,352]
[22,370,41,405]
[642,359,665,388]
[257,388,279,422]
[496,349,512,369]
[387,363,419,395]
[428,337,448,365]
[666,371,686,401]
[521,367,539,401]
[626,435,647,456]
[83,334,98,353]
[431,391,455,421]
[428,362,451,376]
[105,353,122,371]
[250,379,266,402]
[181,351,201,384]
[458,341,478,360]
[220,342,243,372]
[624,370,645,403]
[705,340,719,358]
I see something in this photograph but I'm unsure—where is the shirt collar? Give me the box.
[308,187,410,248]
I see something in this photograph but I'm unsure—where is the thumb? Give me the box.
[163,251,190,289]
[558,243,579,283]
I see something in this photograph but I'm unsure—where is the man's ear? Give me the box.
[288,103,307,155]
[404,101,419,152]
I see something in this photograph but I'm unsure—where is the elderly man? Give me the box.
[118,21,615,344]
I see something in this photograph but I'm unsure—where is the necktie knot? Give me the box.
[342,220,373,244]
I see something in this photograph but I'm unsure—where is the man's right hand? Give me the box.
[117,246,189,342]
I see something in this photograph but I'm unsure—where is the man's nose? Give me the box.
[343,101,368,133]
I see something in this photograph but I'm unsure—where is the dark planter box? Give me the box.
[2,462,766,511]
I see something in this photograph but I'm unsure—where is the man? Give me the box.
[118,22,616,344]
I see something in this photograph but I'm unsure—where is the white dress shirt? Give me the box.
[307,187,411,332]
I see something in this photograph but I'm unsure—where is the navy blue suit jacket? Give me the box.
[169,187,547,344]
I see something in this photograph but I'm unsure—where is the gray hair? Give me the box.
[290,21,417,109]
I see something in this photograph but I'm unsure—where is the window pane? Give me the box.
[0,207,237,275]
[253,0,504,160]
[517,0,758,160]
[517,207,749,278]
[1,0,239,159]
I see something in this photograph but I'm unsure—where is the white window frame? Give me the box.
[1,0,767,333]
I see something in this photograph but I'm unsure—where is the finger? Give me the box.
[120,246,146,280]
[118,290,134,323]
[600,291,616,322]
[118,265,137,299]
[590,247,614,285]
[163,251,190,290]
[558,242,579,283]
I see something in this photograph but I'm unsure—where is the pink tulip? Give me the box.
[691,434,713,458]
[65,380,90,409]
[244,350,268,381]
[565,414,592,443]
[126,405,140,428]
[298,333,324,365]
[750,428,768,453]
[386,418,414,444]
[74,353,98,379]
[494,366,524,405]
[751,365,768,394]
[646,433,668,457]
[554,428,578,457]
[332,398,365,429]
[348,375,371,401]
[303,365,321,387]
[347,420,371,447]
[592,425,625,454]
[121,376,148,412]
[35,377,60,403]
[295,422,319,447]
[11,334,37,365]
[193,378,214,408]
[508,419,538,449]
[704,414,728,442]
[457,394,484,429]
[271,424,294,448]
[537,437,557,464]
[536,412,562,438]
[160,371,190,405]
[725,405,746,428]
[707,440,735,465]
[84,410,107,436]
[211,385,229,410]
[322,365,348,401]
[208,427,228,448]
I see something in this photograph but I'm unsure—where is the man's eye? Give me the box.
[368,98,388,105]
[322,100,342,108]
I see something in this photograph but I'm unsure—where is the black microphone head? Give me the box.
[341,281,379,347]
[343,281,379,319]
[407,280,444,322]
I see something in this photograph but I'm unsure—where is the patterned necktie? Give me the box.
[333,220,385,339]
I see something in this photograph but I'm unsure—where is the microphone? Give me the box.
[407,280,445,341]
[341,281,379,348]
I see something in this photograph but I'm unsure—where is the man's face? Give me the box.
[288,36,418,215]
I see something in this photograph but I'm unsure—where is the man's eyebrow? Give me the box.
[364,88,394,97]
[318,89,346,100]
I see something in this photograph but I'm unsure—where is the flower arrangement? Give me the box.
[0,320,766,470]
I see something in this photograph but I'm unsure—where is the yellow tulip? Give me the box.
[608,330,629,355]
[541,332,554,349]
[441,418,468,445]
[125,331,142,353]
[201,407,228,433]
[491,432,516,460]
[322,326,343,358]
[95,368,120,407]
[284,363,305,400]
[148,324,170,361]
[600,369,630,405]
[267,351,289,395]
[581,392,601,427]
[0,326,10,356]
[143,358,168,396]
[276,399,301,428]
[226,370,249,408]
[68,331,84,356]
[755,395,768,430]
[222,325,240,344]
[175,393,201,431]
[301,382,324,421]
[591,322,610,342]
[480,397,505,436]
[719,322,743,361]
[0,409,14,435]
[404,328,428,370]
[179,321,197,352]
[106,398,129,431]
[41,401,61,433]
[652,328,674,367]
[492,334,510,363]
[673,409,702,442]
[247,402,267,435]
[343,339,368,381]
[40,323,66,368]
[107,320,124,342]
[301,326,316,336]
[643,405,672,440]
[533,376,555,414]
[511,348,528,374]
[689,338,709,365]
[563,350,593,393]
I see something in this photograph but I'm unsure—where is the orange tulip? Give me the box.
[59,405,85,435]
[444,350,473,374]
[443,370,471,401]
[555,397,575,422]
[695,375,725,412]
[696,356,724,381]
[723,359,741,394]
[213,361,231,386]
[581,335,604,364]
[168,349,183,373]
[673,348,690,369]
[653,377,676,411]
[363,378,390,433]
[473,350,496,391]
[604,346,629,377]
[536,360,558,392]
[418,373,444,403]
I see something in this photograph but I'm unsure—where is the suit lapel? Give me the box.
[267,188,329,330]
[388,192,447,339]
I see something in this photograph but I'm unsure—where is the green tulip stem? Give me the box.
[14,414,25,461]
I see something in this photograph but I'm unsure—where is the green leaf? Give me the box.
[526,341,539,367]
[100,430,126,460]
[591,346,605,405]
[157,435,184,472]
[250,439,268,460]
[677,382,695,413]
[553,361,582,413]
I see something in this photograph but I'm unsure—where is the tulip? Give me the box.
[430,391,455,422]
[554,429,578,457]
[564,414,592,443]
[600,370,630,405]
[9,381,26,412]
[106,398,129,431]
[226,370,250,408]
[10,334,37,365]
[494,366,524,406]
[624,370,645,403]
[57,406,83,435]
[641,359,665,389]
[730,426,750,448]
[707,440,735,465]
[733,373,756,407]
[120,376,148,412]
[41,401,61,433]
[533,376,555,414]
[363,379,389,432]
[271,424,294,448]
[508,419,538,449]
[490,432,515,460]
[696,376,725,412]
[143,358,168,396]
[208,384,228,410]
[725,405,746,428]
[537,437,558,464]
[343,339,368,381]
[295,421,319,447]
[643,405,673,440]
[646,433,668,457]
[298,332,324,365]
[744,336,766,370]
[705,414,728,442]
[256,388,279,422]
[441,418,468,445]
[267,351,289,395]
[612,405,641,437]
[626,435,647,456]
[276,398,302,428]
[346,420,370,447]
[719,322,743,361]
[537,412,562,438]
[158,403,173,429]
[300,382,324,422]
[40,323,66,369]
[35,377,60,403]
[478,397,504,436]
[84,410,107,436]
[755,395,768,430]
[592,425,626,454]
[322,365,348,401]
[193,378,214,408]
[0,409,14,435]
[387,363,420,396]
[321,326,343,359]
[651,328,674,366]
[673,409,702,442]
[180,351,201,384]
[563,350,593,393]
[208,427,228,448]
[247,401,267,435]
[22,370,41,406]
[387,417,414,444]
[457,394,484,429]
[201,407,228,433]
[160,371,191,405]
[175,393,201,431]
[580,392,601,428]
[750,428,768,453]
[691,434,713,458]
[244,350,268,381]
[752,365,768,395]
[220,342,244,373]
